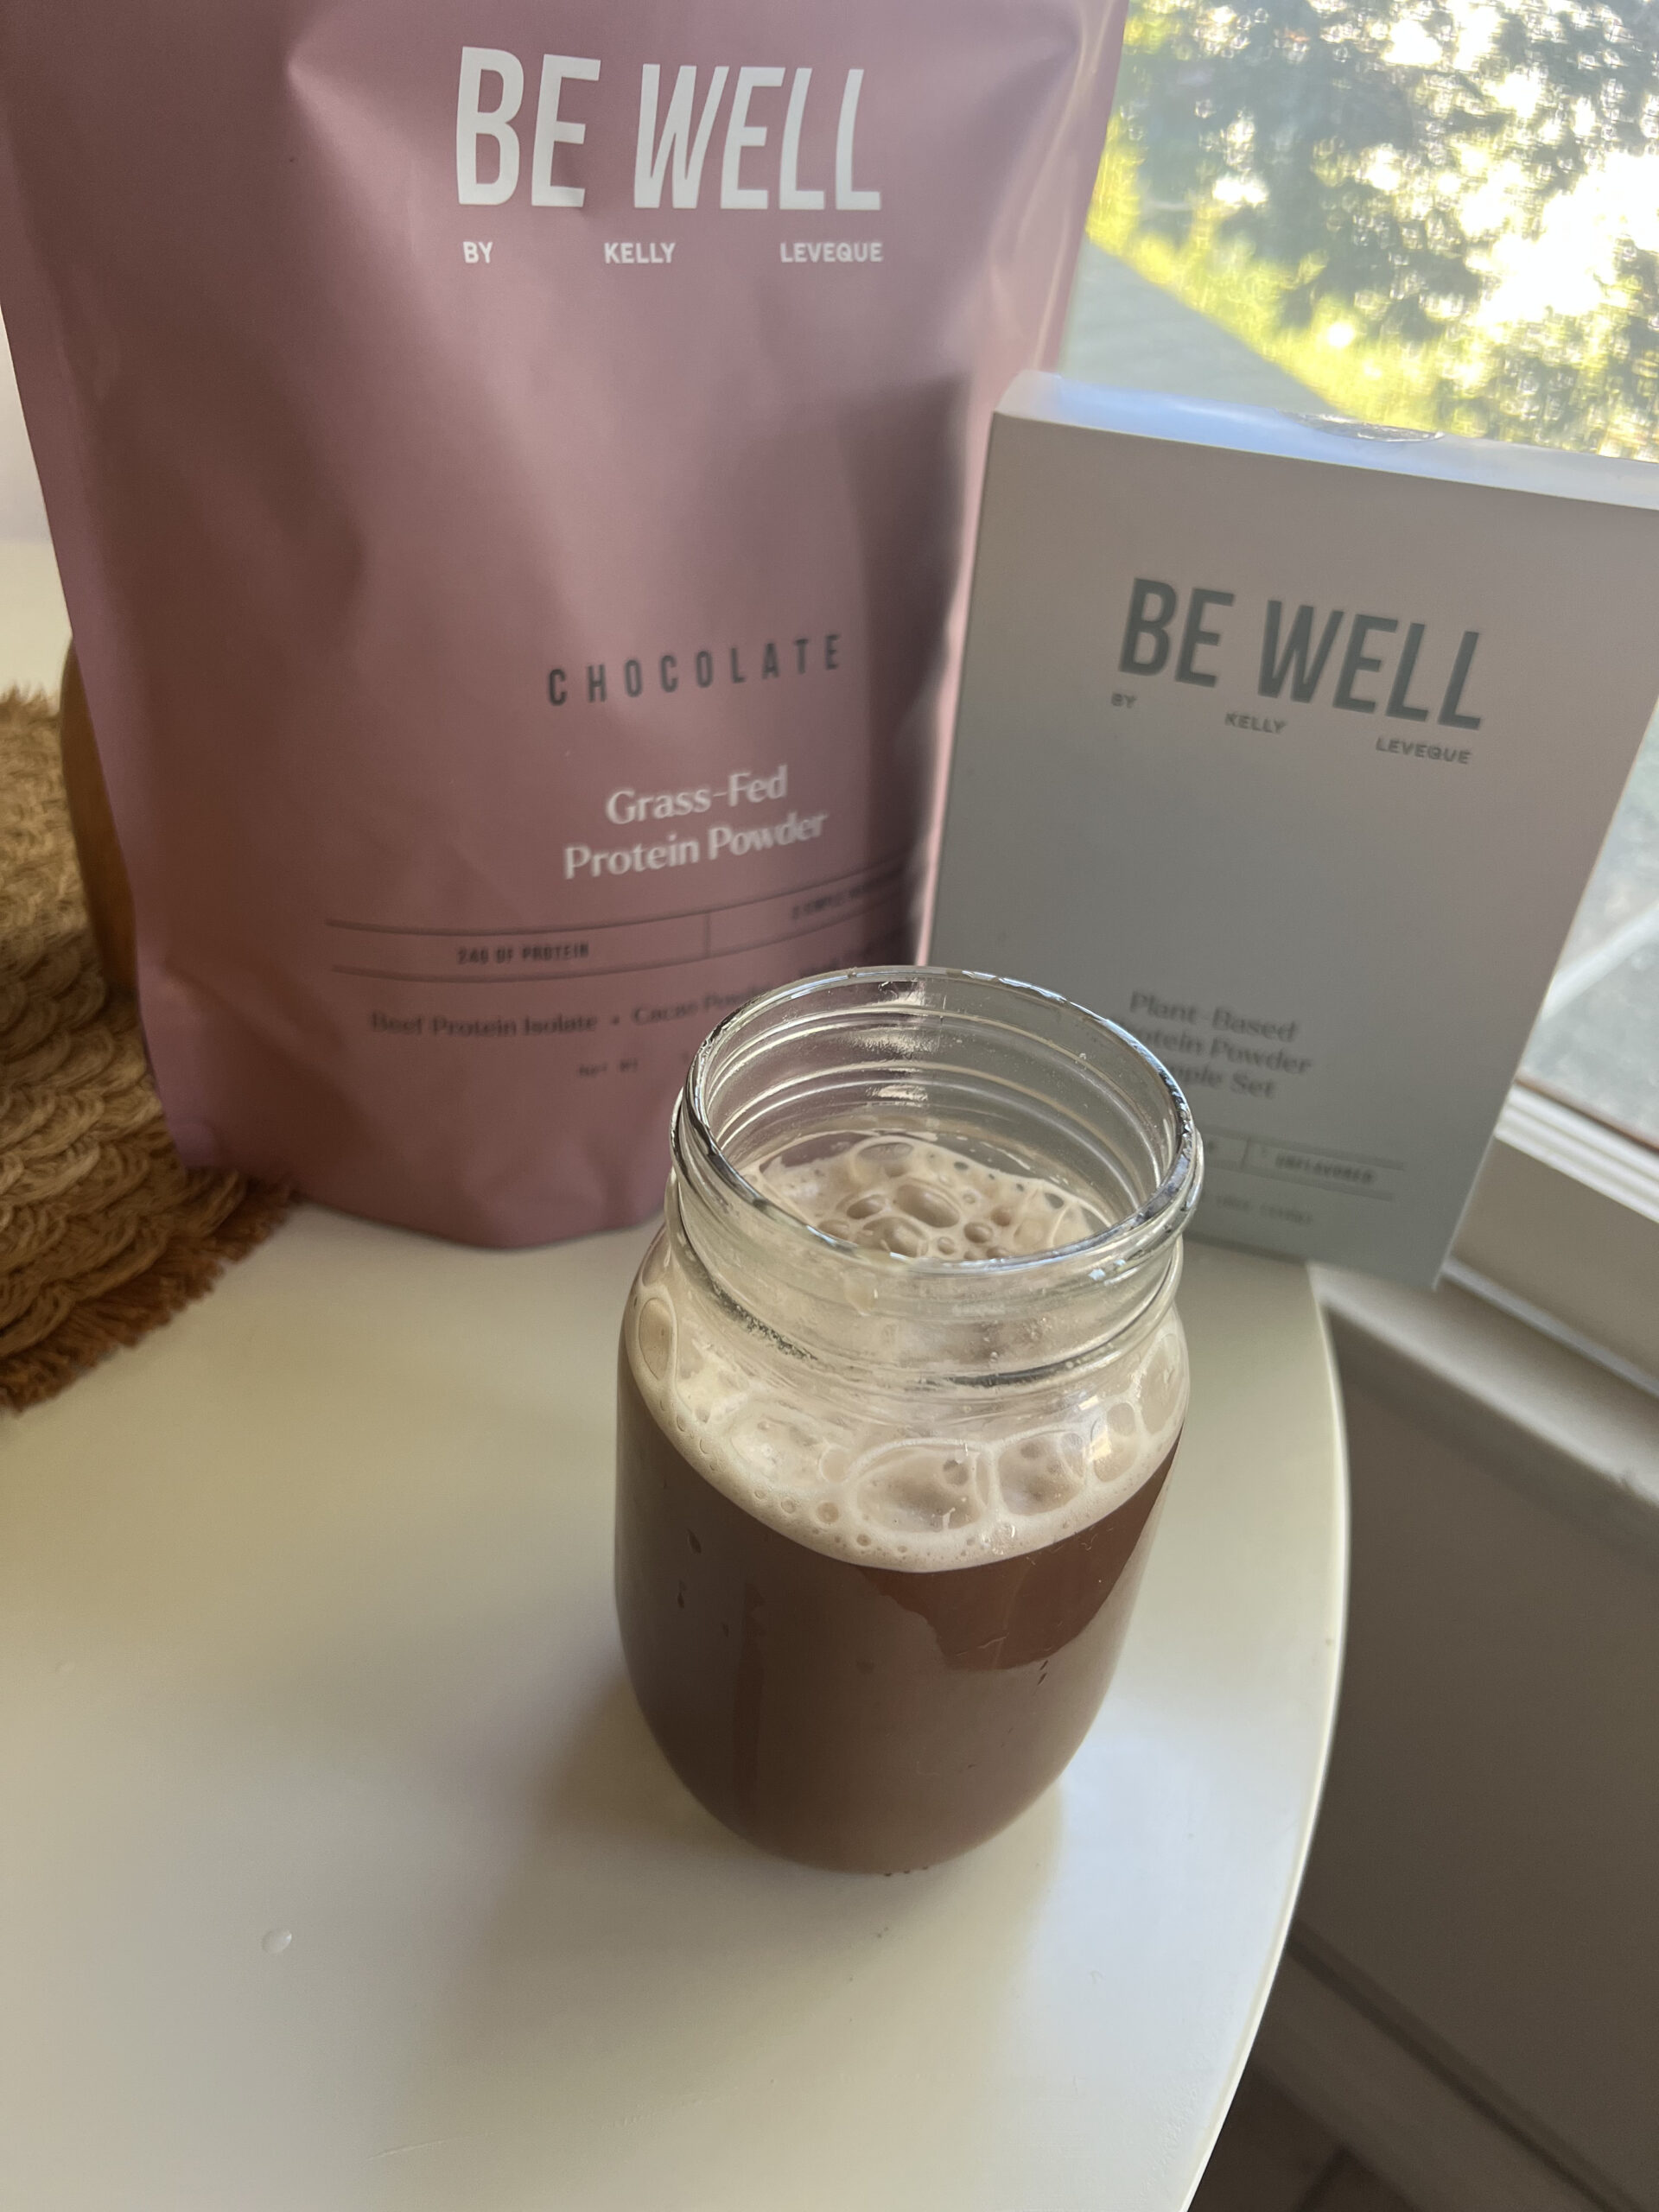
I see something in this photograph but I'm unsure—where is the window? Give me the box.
[1061,0,1659,1375]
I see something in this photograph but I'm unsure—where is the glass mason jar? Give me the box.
[615,968,1202,1873]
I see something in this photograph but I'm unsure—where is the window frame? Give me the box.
[1448,1086,1659,1389]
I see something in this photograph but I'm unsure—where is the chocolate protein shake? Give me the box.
[614,972,1201,1873]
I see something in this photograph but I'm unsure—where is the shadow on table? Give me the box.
[377,1666,1065,2211]
[541,1669,747,1855]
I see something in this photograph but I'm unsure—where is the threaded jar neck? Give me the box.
[670,968,1201,1385]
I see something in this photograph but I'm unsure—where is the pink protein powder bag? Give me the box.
[0,3,1125,1244]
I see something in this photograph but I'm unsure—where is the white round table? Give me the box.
[0,1210,1345,2212]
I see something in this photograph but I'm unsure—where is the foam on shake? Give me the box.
[626,1129,1184,1571]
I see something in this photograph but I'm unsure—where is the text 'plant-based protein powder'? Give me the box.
[0,3,1128,1243]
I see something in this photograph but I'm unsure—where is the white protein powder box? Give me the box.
[931,374,1659,1283]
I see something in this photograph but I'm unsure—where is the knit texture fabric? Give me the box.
[1,688,289,1410]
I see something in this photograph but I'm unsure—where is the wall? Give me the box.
[1268,1287,1659,2212]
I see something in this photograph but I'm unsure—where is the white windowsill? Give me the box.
[1313,1258,1659,1567]
[1451,1089,1659,1388]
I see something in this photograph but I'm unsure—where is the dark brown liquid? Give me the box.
[615,1353,1175,1872]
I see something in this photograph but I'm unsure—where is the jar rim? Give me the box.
[679,966,1202,1282]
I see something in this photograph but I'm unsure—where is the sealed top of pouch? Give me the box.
[931,373,1659,1284]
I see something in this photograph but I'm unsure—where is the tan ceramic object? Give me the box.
[58,642,136,995]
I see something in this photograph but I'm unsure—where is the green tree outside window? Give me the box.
[1095,0,1659,454]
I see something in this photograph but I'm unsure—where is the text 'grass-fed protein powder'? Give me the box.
[0,3,1129,1244]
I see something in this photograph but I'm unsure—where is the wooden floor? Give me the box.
[1192,2069,1421,2212]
